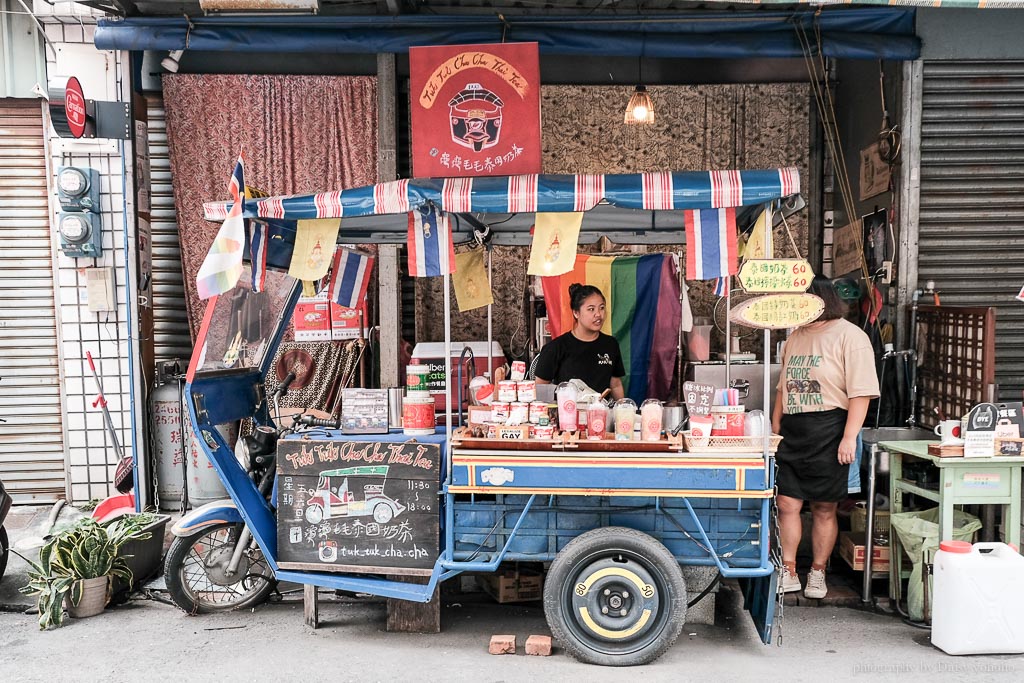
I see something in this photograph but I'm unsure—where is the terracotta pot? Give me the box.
[66,576,110,618]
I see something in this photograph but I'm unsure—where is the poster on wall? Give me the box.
[831,221,863,277]
[409,42,541,178]
[859,141,890,201]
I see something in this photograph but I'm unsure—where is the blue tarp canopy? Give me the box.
[204,168,801,264]
[96,9,919,60]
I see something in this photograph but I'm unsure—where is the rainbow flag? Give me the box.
[541,253,681,401]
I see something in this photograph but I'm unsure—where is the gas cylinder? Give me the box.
[186,421,235,507]
[150,376,185,511]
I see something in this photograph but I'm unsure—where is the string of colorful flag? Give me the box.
[196,155,776,311]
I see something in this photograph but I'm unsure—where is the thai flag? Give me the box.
[330,248,375,309]
[197,153,247,299]
[407,204,455,277]
[249,220,268,293]
[713,276,729,298]
[684,207,738,281]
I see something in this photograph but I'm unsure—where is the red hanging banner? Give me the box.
[409,42,541,178]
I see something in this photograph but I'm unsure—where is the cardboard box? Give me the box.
[331,301,368,340]
[839,531,890,573]
[468,405,492,427]
[481,570,543,603]
[293,292,332,342]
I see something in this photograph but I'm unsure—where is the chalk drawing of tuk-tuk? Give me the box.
[303,465,406,525]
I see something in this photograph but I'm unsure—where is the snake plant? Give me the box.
[20,515,154,629]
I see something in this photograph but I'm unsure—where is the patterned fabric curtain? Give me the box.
[162,74,378,338]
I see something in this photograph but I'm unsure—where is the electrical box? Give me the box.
[58,211,102,258]
[57,166,100,211]
[56,166,103,258]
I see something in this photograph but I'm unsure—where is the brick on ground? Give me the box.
[525,635,552,656]
[488,635,516,655]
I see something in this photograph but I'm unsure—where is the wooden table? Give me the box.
[880,439,1024,603]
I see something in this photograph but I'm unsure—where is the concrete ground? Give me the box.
[2,505,1021,682]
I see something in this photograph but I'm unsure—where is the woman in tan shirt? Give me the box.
[771,276,880,600]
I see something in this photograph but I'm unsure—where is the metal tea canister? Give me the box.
[402,392,435,435]
[529,401,547,424]
[497,380,518,403]
[517,380,536,402]
[406,364,431,392]
[491,401,510,423]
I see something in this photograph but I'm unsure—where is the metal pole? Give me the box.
[444,265,453,486]
[487,248,493,377]
[724,276,732,386]
[863,445,878,604]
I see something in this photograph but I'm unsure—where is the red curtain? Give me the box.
[162,74,378,337]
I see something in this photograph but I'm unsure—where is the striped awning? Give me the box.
[203,168,801,222]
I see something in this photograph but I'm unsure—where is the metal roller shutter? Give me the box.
[0,99,66,502]
[917,61,1024,401]
[146,98,192,365]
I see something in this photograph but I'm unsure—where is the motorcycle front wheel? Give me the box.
[164,522,276,613]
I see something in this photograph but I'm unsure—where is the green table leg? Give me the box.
[889,451,904,604]
[1009,467,1021,548]
[939,467,955,542]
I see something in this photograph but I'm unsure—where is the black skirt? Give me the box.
[776,409,849,503]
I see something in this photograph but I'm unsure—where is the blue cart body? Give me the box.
[181,168,799,646]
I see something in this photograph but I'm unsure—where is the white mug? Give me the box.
[934,419,962,443]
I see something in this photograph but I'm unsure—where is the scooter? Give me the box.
[162,372,336,612]
[0,379,10,582]
[0,477,11,583]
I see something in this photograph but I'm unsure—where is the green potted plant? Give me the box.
[20,515,154,629]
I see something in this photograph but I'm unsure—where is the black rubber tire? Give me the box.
[0,526,8,583]
[543,526,686,666]
[164,522,276,613]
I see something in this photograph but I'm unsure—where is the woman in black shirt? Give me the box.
[534,284,625,399]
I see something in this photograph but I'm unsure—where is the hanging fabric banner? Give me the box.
[409,42,541,178]
[684,207,738,281]
[744,207,774,260]
[540,253,680,401]
[408,204,456,277]
[249,220,269,293]
[453,247,494,312]
[329,247,375,310]
[289,218,342,290]
[197,153,247,299]
[527,212,583,277]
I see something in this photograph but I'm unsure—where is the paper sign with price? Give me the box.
[730,293,825,330]
[683,381,715,417]
[738,259,814,293]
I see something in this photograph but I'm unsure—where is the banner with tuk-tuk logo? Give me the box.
[409,42,541,178]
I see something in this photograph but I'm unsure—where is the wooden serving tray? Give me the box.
[927,443,965,457]
[450,427,685,453]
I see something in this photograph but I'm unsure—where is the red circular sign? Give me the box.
[64,76,87,139]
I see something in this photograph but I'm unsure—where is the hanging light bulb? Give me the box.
[624,85,655,125]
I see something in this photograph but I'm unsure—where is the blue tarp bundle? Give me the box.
[96,9,920,60]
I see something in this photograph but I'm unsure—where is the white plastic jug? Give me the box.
[931,541,1024,655]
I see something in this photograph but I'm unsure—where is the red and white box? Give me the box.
[293,292,331,342]
[330,301,368,340]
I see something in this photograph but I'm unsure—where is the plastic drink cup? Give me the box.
[640,399,664,441]
[689,415,714,448]
[587,402,607,440]
[614,399,637,440]
[556,382,579,432]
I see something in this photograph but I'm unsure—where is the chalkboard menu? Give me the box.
[276,439,440,575]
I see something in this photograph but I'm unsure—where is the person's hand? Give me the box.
[838,436,858,465]
[771,419,781,435]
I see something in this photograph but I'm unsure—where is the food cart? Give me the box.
[172,169,800,665]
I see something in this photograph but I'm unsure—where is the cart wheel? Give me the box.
[305,504,324,524]
[0,526,8,582]
[373,503,394,524]
[544,526,686,666]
